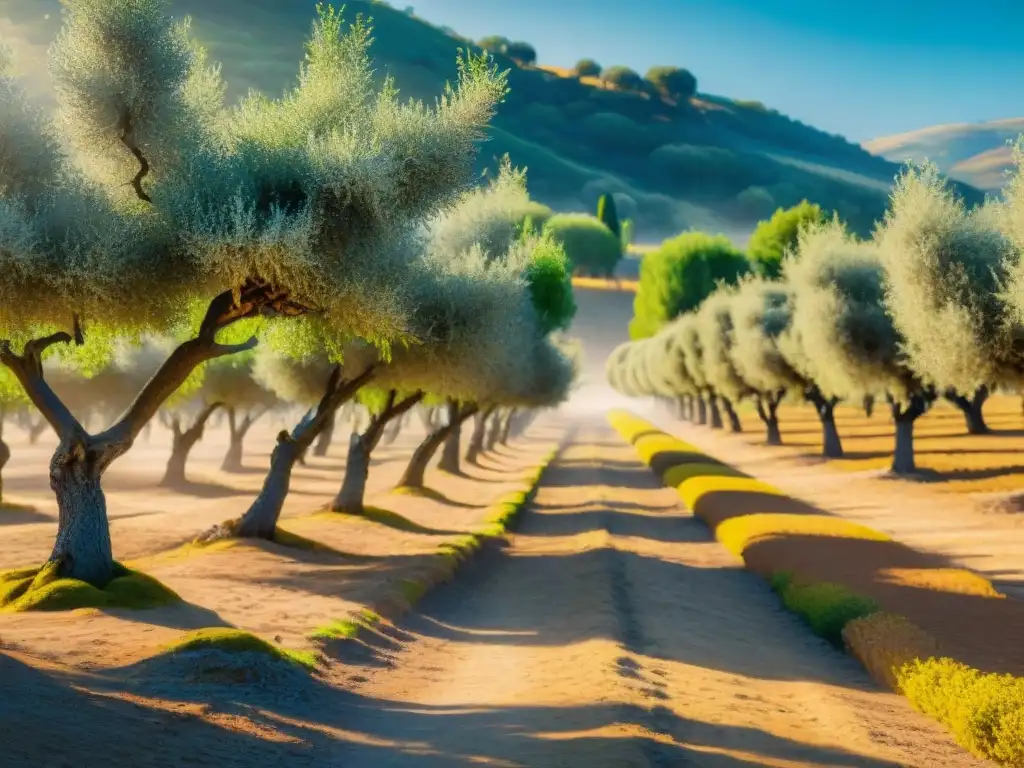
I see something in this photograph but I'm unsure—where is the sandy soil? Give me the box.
[0,413,559,668]
[647,402,1024,602]
[319,421,982,767]
[0,413,988,766]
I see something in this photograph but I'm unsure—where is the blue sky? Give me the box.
[406,0,1022,141]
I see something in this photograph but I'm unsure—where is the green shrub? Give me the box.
[770,572,880,647]
[601,65,644,91]
[543,213,623,277]
[574,58,602,77]
[505,41,536,65]
[644,66,698,102]
[747,200,826,279]
[629,230,749,339]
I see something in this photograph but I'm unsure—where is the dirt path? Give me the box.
[324,419,983,767]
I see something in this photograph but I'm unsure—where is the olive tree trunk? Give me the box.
[222,407,263,472]
[707,392,724,430]
[439,400,470,475]
[465,405,496,465]
[863,394,875,419]
[159,402,223,487]
[944,385,990,435]
[26,414,48,445]
[888,391,934,475]
[806,388,843,458]
[399,401,478,489]
[499,408,516,444]
[313,412,337,457]
[755,389,785,445]
[695,396,708,425]
[483,409,500,451]
[231,366,376,540]
[332,391,424,514]
[0,283,289,586]
[0,406,9,505]
[721,397,743,433]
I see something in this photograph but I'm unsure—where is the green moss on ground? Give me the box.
[164,628,317,669]
[771,571,881,647]
[0,561,180,612]
[310,609,381,641]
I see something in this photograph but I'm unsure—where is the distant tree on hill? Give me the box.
[477,35,511,54]
[644,66,698,102]
[630,232,750,339]
[596,193,621,239]
[747,201,826,279]
[601,66,644,92]
[574,59,602,77]
[543,214,622,277]
[504,41,537,65]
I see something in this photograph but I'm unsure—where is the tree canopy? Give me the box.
[747,201,826,279]
[644,66,698,102]
[630,231,750,340]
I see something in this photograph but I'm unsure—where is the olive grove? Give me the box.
[0,0,507,587]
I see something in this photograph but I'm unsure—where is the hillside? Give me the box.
[0,0,986,240]
[864,118,1024,192]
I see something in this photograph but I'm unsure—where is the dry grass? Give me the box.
[735,394,1024,495]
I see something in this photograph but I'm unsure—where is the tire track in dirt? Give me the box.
[321,418,987,767]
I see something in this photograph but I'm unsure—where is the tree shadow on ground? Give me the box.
[0,651,317,768]
[534,465,656,490]
[159,479,252,499]
[0,504,51,525]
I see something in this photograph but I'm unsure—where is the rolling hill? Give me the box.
[864,118,1024,192]
[0,0,987,241]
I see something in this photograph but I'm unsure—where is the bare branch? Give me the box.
[117,107,152,203]
[0,330,82,435]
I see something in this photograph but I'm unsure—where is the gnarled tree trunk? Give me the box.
[27,414,47,445]
[944,385,990,435]
[313,411,336,457]
[233,366,376,540]
[222,407,262,472]
[439,400,468,474]
[465,405,495,465]
[721,397,743,433]
[0,405,8,505]
[707,392,723,430]
[888,391,934,475]
[160,402,222,487]
[695,396,708,425]
[499,408,515,444]
[399,400,478,489]
[755,389,785,445]
[863,394,875,419]
[485,408,503,451]
[0,283,295,586]
[332,391,424,514]
[806,388,843,458]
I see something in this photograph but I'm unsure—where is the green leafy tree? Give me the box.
[574,59,602,77]
[747,201,826,279]
[644,66,698,102]
[504,41,537,66]
[601,66,644,91]
[630,232,750,340]
[543,214,622,277]
[596,193,621,240]
[875,164,1015,435]
[0,2,506,585]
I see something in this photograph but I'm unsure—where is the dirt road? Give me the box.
[1,419,986,767]
[328,421,983,767]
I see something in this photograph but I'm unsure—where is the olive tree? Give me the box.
[201,352,279,471]
[676,313,722,427]
[876,164,1017,435]
[0,370,28,504]
[696,288,750,432]
[0,2,506,585]
[787,220,933,473]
